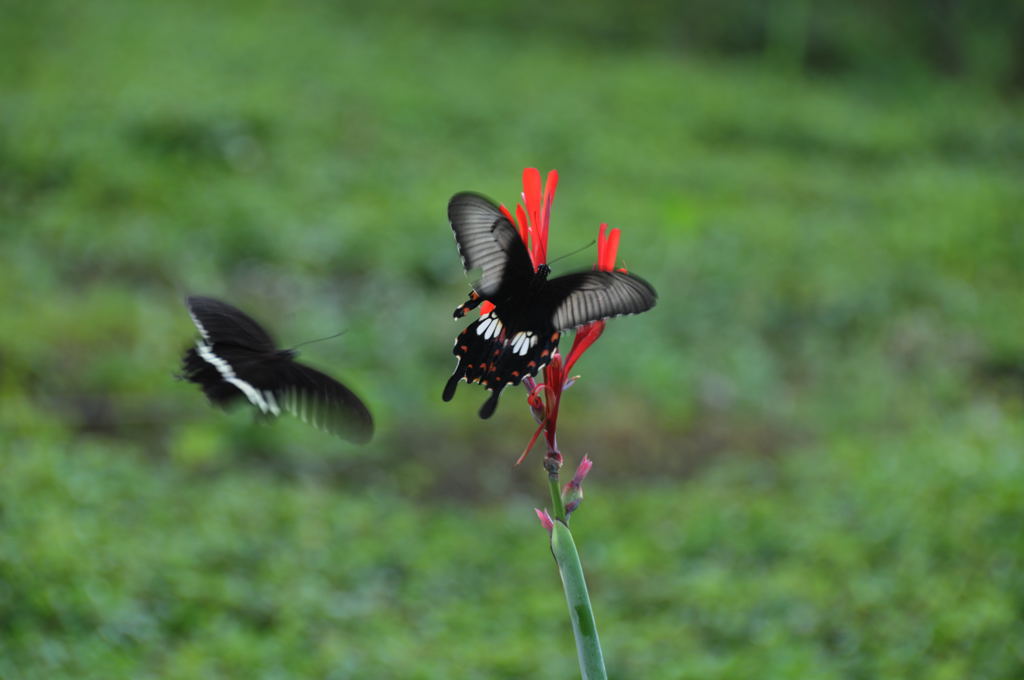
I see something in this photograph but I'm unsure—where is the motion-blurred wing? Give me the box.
[181,343,280,413]
[186,296,278,352]
[448,192,534,299]
[539,271,657,331]
[273,362,374,444]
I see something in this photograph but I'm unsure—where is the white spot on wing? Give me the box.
[509,331,536,356]
[489,317,503,340]
[476,313,504,341]
[476,315,491,337]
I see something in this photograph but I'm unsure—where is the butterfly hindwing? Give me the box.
[271,362,374,444]
[443,311,562,418]
[448,192,535,301]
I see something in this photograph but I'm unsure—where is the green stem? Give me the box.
[547,470,566,522]
[551,520,606,680]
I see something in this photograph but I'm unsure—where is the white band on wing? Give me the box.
[188,309,211,342]
[195,341,277,415]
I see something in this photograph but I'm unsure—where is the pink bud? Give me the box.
[571,454,593,486]
[534,508,554,534]
[561,455,593,518]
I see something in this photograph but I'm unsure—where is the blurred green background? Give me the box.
[2,0,1023,677]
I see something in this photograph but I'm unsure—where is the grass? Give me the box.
[3,407,1022,678]
[1,0,1023,677]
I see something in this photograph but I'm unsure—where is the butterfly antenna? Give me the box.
[289,329,350,351]
[547,239,597,266]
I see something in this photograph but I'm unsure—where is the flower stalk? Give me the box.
[546,464,566,523]
[551,519,607,680]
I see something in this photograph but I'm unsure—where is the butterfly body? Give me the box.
[181,296,373,443]
[443,192,657,418]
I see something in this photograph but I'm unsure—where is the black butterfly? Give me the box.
[442,192,657,418]
[180,296,373,443]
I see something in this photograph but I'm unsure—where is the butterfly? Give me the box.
[180,295,373,443]
[442,192,657,418]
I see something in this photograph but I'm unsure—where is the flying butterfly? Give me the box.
[442,192,657,418]
[180,295,373,443]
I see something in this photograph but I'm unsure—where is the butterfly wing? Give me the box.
[181,343,281,412]
[448,192,535,301]
[443,311,562,419]
[182,343,373,443]
[271,362,374,444]
[186,295,278,352]
[538,271,658,331]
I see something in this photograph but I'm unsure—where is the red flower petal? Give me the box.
[517,420,547,465]
[605,229,620,270]
[596,224,621,272]
[538,170,558,263]
[528,382,555,413]
[563,320,605,375]
[523,167,542,233]
[499,203,517,229]
[515,203,532,263]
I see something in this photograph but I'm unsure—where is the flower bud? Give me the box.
[534,508,554,534]
[561,455,593,517]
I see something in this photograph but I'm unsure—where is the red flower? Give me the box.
[500,167,558,272]
[475,168,559,316]
[517,221,628,465]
